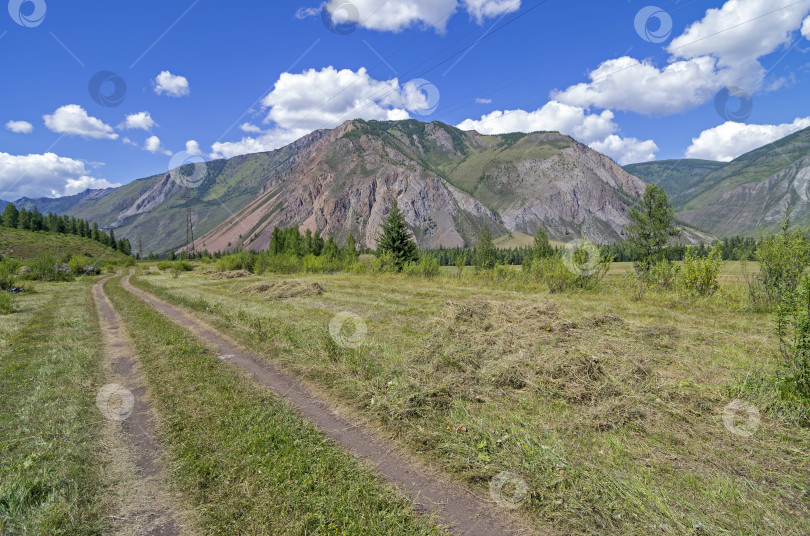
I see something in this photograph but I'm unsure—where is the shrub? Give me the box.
[349,261,368,274]
[403,256,440,278]
[303,254,343,273]
[68,255,97,276]
[678,245,722,296]
[0,292,12,315]
[263,253,302,274]
[775,273,810,403]
[157,260,194,272]
[217,251,255,273]
[534,256,578,293]
[156,261,173,271]
[754,226,809,306]
[371,251,399,274]
[649,258,679,290]
[0,259,18,291]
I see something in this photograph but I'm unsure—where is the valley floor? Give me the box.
[2,266,808,536]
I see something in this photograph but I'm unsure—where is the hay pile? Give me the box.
[207,270,251,280]
[244,280,325,300]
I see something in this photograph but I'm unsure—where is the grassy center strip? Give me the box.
[102,274,447,535]
[0,280,108,535]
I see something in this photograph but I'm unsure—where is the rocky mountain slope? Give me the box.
[21,119,664,254]
[627,127,810,236]
[14,188,115,215]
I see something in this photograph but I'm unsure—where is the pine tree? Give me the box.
[343,232,358,263]
[376,201,418,270]
[323,234,339,260]
[533,225,554,259]
[2,203,19,228]
[109,229,117,250]
[476,225,496,269]
[626,184,681,274]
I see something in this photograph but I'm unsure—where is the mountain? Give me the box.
[672,127,810,236]
[0,199,11,209]
[27,119,668,254]
[624,159,725,206]
[15,188,115,215]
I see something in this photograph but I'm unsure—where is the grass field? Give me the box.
[0,279,108,535]
[132,266,810,536]
[0,228,128,261]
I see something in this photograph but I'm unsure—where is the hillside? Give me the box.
[624,159,725,205]
[0,228,129,260]
[674,126,810,235]
[14,188,115,215]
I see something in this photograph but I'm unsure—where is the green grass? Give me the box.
[103,275,448,536]
[0,279,108,534]
[132,267,810,536]
[0,228,128,261]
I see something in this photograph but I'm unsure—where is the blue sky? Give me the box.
[2,0,810,200]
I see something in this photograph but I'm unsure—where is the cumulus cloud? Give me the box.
[5,120,33,134]
[803,15,810,39]
[120,111,156,131]
[122,137,137,147]
[212,67,427,159]
[685,117,810,161]
[144,135,173,156]
[239,123,263,133]
[185,140,202,155]
[43,105,118,140]
[317,0,519,33]
[457,101,658,164]
[0,152,119,199]
[154,71,190,97]
[553,0,810,116]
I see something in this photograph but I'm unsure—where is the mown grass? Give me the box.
[0,279,108,534]
[133,267,810,536]
[103,275,448,536]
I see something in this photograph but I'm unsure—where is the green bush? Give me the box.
[755,226,809,306]
[0,292,12,315]
[263,253,302,274]
[349,261,368,274]
[157,260,194,272]
[216,251,254,272]
[403,256,440,278]
[68,255,100,276]
[0,258,19,291]
[371,251,399,273]
[775,273,810,405]
[303,254,343,273]
[649,258,679,290]
[678,246,722,296]
[156,260,173,271]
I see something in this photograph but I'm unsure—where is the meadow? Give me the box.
[128,262,809,536]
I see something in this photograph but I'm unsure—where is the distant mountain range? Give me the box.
[15,119,673,254]
[624,126,810,236]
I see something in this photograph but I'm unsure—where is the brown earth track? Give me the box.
[93,276,183,536]
[120,270,537,536]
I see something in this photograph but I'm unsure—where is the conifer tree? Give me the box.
[376,201,418,270]
[533,225,554,259]
[476,225,496,269]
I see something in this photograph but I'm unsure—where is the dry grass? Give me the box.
[244,279,325,300]
[132,267,810,536]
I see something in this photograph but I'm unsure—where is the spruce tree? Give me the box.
[343,232,358,263]
[376,201,418,270]
[625,184,681,274]
[533,225,554,259]
[2,203,19,228]
[476,225,496,269]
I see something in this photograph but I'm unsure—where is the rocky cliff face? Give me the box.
[40,119,663,254]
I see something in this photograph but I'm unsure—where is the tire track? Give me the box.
[93,275,182,536]
[120,270,534,536]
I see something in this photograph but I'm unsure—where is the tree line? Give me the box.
[1,203,132,256]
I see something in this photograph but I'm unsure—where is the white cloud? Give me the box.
[552,0,810,117]
[122,137,137,147]
[144,136,173,156]
[318,0,519,32]
[212,67,420,158]
[154,71,190,97]
[553,56,725,116]
[457,100,658,164]
[462,0,520,23]
[668,0,810,66]
[5,120,33,134]
[474,97,492,104]
[0,152,118,199]
[239,123,263,133]
[685,117,810,161]
[185,140,202,155]
[120,111,156,131]
[43,105,118,140]
[802,15,810,39]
